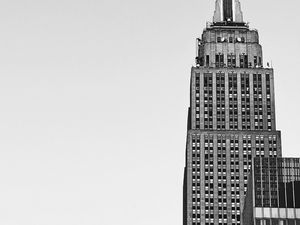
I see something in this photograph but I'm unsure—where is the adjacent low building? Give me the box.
[243,157,300,225]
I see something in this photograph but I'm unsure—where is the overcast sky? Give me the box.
[0,0,299,225]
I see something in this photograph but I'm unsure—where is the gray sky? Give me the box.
[0,0,299,224]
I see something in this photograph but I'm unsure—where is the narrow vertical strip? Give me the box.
[220,0,224,21]
[232,0,236,21]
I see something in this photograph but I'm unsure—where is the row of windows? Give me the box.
[192,138,278,149]
[198,54,262,68]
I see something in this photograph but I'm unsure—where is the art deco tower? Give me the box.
[183,1,282,225]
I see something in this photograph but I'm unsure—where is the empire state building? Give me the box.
[183,1,282,225]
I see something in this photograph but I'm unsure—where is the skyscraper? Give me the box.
[183,1,282,225]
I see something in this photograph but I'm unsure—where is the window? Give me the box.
[254,56,258,66]
[216,54,224,68]
[197,56,204,66]
[206,55,210,67]
[228,54,236,68]
[259,57,262,66]
[240,54,248,68]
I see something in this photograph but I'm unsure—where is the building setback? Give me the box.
[183,1,282,225]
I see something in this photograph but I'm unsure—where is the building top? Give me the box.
[212,0,245,27]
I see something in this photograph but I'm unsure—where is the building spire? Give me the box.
[213,0,244,24]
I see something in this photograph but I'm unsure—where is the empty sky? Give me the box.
[0,0,299,225]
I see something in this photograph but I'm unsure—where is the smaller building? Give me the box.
[243,157,300,225]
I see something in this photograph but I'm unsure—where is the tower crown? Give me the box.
[213,0,244,25]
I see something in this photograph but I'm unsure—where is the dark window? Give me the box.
[206,55,210,67]
[240,54,248,68]
[200,57,204,66]
[271,219,279,225]
[279,182,286,207]
[286,182,294,207]
[259,57,262,66]
[216,54,224,68]
[254,56,258,66]
[295,181,300,208]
